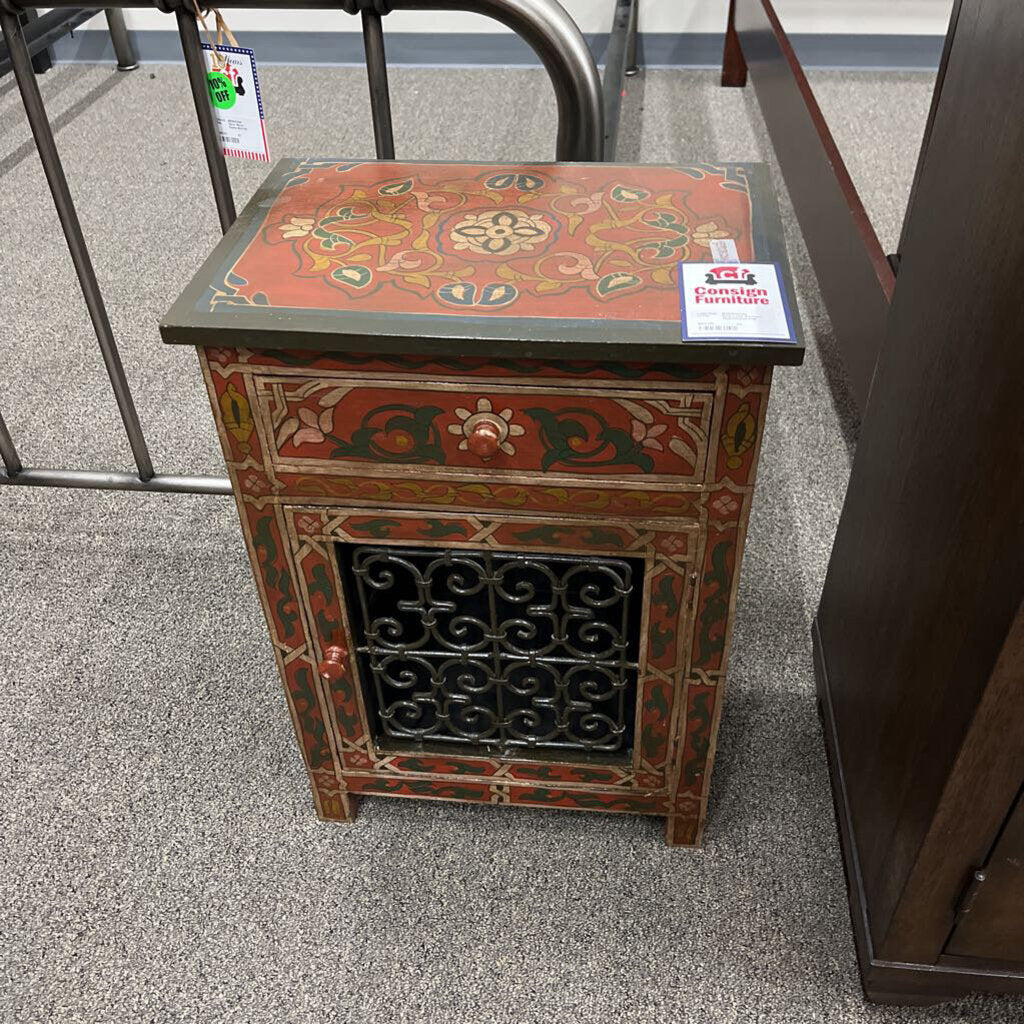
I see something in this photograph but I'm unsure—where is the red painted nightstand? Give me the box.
[162,158,802,846]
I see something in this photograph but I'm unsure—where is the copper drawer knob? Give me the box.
[467,418,502,458]
[318,644,349,681]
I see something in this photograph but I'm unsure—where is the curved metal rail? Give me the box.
[0,0,603,496]
[5,0,603,161]
[390,0,603,163]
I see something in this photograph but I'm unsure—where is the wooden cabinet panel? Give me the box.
[810,0,1024,1000]
[196,343,777,845]
[945,790,1024,963]
[197,341,776,846]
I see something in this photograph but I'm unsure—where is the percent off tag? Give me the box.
[201,43,269,162]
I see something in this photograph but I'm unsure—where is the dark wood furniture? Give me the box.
[945,784,1024,965]
[722,0,894,412]
[810,0,1024,1004]
[162,157,802,846]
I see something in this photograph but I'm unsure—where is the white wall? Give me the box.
[73,1,955,37]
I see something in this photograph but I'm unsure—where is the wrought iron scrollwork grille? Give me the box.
[339,544,643,759]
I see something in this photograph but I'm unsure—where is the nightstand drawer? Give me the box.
[253,375,715,484]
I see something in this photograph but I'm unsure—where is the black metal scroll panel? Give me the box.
[354,548,634,659]
[372,653,632,752]
[348,545,639,755]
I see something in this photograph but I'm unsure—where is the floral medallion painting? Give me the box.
[205,160,757,324]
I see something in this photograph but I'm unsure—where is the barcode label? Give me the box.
[709,238,739,262]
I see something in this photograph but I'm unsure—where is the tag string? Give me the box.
[192,2,239,71]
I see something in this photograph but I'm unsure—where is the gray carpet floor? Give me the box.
[1,64,1018,1022]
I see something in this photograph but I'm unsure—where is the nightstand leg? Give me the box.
[319,792,360,823]
[665,814,700,847]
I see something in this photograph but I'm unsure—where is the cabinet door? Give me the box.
[286,505,699,799]
[945,788,1024,964]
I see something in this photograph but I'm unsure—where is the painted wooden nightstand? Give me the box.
[162,157,802,846]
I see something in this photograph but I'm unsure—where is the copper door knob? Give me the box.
[466,418,502,458]
[318,644,349,682]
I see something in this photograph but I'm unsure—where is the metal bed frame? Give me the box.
[0,8,138,78]
[0,0,644,497]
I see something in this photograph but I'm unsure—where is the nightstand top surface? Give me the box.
[161,158,803,366]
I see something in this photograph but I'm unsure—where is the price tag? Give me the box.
[679,262,796,343]
[201,43,269,162]
[709,238,739,263]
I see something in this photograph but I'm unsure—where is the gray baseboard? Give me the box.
[52,30,945,71]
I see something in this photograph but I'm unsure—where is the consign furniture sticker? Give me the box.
[679,262,796,343]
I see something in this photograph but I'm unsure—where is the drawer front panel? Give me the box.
[255,376,714,483]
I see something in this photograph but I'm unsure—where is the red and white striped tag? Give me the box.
[202,43,270,163]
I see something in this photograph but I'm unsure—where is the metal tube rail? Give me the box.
[0,411,22,477]
[0,7,96,77]
[624,0,638,76]
[176,7,236,232]
[0,467,232,494]
[601,0,632,161]
[12,0,604,162]
[360,7,395,159]
[390,0,602,160]
[1,8,156,481]
[103,7,138,69]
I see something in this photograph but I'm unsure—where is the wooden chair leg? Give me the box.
[722,0,748,87]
